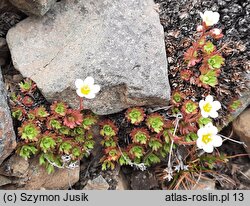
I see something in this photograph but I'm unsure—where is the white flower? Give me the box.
[196,25,204,32]
[200,11,220,26]
[75,76,100,99]
[197,123,222,153]
[211,28,221,35]
[199,95,221,118]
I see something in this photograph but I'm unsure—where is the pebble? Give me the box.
[230,4,243,14]
[217,0,227,7]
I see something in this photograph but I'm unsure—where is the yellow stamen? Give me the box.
[202,133,212,144]
[81,85,91,95]
[203,103,212,112]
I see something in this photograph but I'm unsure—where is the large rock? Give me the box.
[233,108,250,155]
[7,0,170,115]
[0,154,80,189]
[9,0,56,16]
[0,71,16,165]
[0,154,29,177]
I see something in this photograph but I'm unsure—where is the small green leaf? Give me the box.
[59,142,72,154]
[39,154,46,165]
[100,125,116,137]
[144,153,161,166]
[208,55,224,69]
[72,147,81,158]
[19,145,38,159]
[119,153,130,166]
[200,70,218,87]
[46,164,55,174]
[129,146,144,159]
[82,115,97,130]
[185,132,198,142]
[229,100,242,111]
[198,117,212,128]
[149,139,162,151]
[40,136,56,153]
[203,41,215,54]
[146,114,164,133]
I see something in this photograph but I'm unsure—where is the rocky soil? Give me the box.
[155,0,249,127]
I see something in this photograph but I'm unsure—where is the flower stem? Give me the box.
[79,97,83,111]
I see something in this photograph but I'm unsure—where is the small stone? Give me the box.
[222,15,230,23]
[233,108,250,155]
[0,175,11,186]
[0,154,29,177]
[115,171,129,190]
[9,0,56,16]
[193,178,215,190]
[130,170,159,190]
[230,4,243,14]
[12,74,23,83]
[217,0,227,7]
[0,72,16,165]
[84,175,109,190]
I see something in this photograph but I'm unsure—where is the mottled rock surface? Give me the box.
[0,155,80,189]
[9,0,56,16]
[7,0,170,115]
[0,71,16,165]
[84,175,109,190]
[130,170,158,190]
[0,155,29,177]
[233,108,250,155]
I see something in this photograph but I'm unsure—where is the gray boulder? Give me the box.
[9,0,56,16]
[0,70,16,164]
[0,155,80,189]
[7,0,170,115]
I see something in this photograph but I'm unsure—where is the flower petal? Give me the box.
[213,12,220,24]
[205,122,214,128]
[202,144,214,153]
[209,110,219,118]
[76,88,84,97]
[83,76,94,86]
[199,100,205,108]
[75,79,84,88]
[92,84,101,94]
[197,127,206,138]
[212,101,221,110]
[210,125,218,135]
[84,92,96,99]
[199,12,204,19]
[201,110,209,118]
[212,135,222,147]
[196,137,204,149]
[206,95,214,103]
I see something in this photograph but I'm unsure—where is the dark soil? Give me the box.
[154,0,250,189]
[155,0,249,127]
